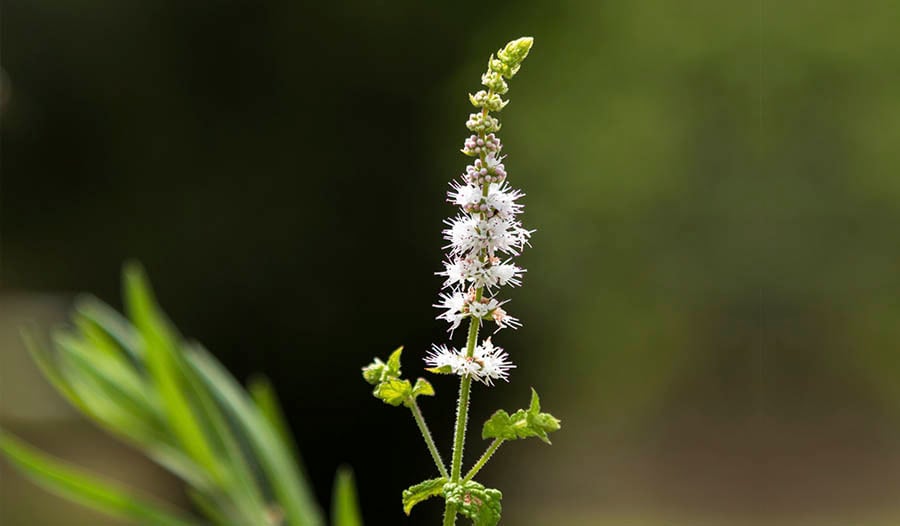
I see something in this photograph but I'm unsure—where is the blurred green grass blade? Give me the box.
[248,375,301,464]
[178,356,272,525]
[331,466,363,526]
[24,328,214,491]
[75,294,144,363]
[123,263,222,482]
[0,430,202,526]
[187,345,324,526]
[187,488,230,526]
[54,332,160,420]
[22,330,91,415]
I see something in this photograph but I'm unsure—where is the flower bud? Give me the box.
[480,70,509,94]
[497,37,534,68]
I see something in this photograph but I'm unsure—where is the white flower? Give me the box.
[468,296,499,319]
[480,216,532,256]
[490,261,524,287]
[443,215,532,258]
[423,339,515,386]
[474,338,515,385]
[491,306,521,331]
[424,344,462,371]
[433,292,468,331]
[448,181,484,211]
[449,182,524,220]
[438,256,524,291]
[485,183,524,219]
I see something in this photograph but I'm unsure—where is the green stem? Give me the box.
[442,317,481,526]
[463,438,504,482]
[442,503,458,526]
[409,399,449,479]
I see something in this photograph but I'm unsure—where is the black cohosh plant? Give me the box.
[362,37,561,526]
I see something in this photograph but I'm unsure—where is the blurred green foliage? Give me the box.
[1,264,362,526]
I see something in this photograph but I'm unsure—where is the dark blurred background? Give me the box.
[2,1,900,525]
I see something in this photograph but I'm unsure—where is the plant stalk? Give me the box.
[442,316,481,526]
[409,399,449,479]
[463,438,504,482]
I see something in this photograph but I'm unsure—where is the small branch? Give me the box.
[409,399,449,479]
[463,438,504,482]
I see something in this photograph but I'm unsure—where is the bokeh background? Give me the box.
[3,1,900,525]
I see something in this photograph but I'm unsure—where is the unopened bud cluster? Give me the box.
[462,133,501,157]
[463,155,507,186]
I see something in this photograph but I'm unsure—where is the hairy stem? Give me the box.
[463,438,504,482]
[409,399,449,479]
[442,316,481,525]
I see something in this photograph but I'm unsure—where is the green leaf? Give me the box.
[481,410,516,440]
[73,295,144,363]
[363,347,404,386]
[361,358,386,385]
[24,327,214,493]
[123,262,222,480]
[249,374,301,464]
[188,344,324,526]
[178,357,271,525]
[0,430,200,526]
[21,330,91,416]
[373,379,412,407]
[53,332,160,421]
[443,480,502,526]
[482,389,561,444]
[411,378,435,398]
[425,364,453,375]
[401,477,446,516]
[331,466,363,526]
[386,347,403,377]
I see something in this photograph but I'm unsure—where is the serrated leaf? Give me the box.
[481,410,516,440]
[426,365,453,375]
[402,477,446,515]
[332,466,363,526]
[481,389,561,444]
[443,480,502,526]
[373,379,412,407]
[525,389,561,444]
[411,378,434,398]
